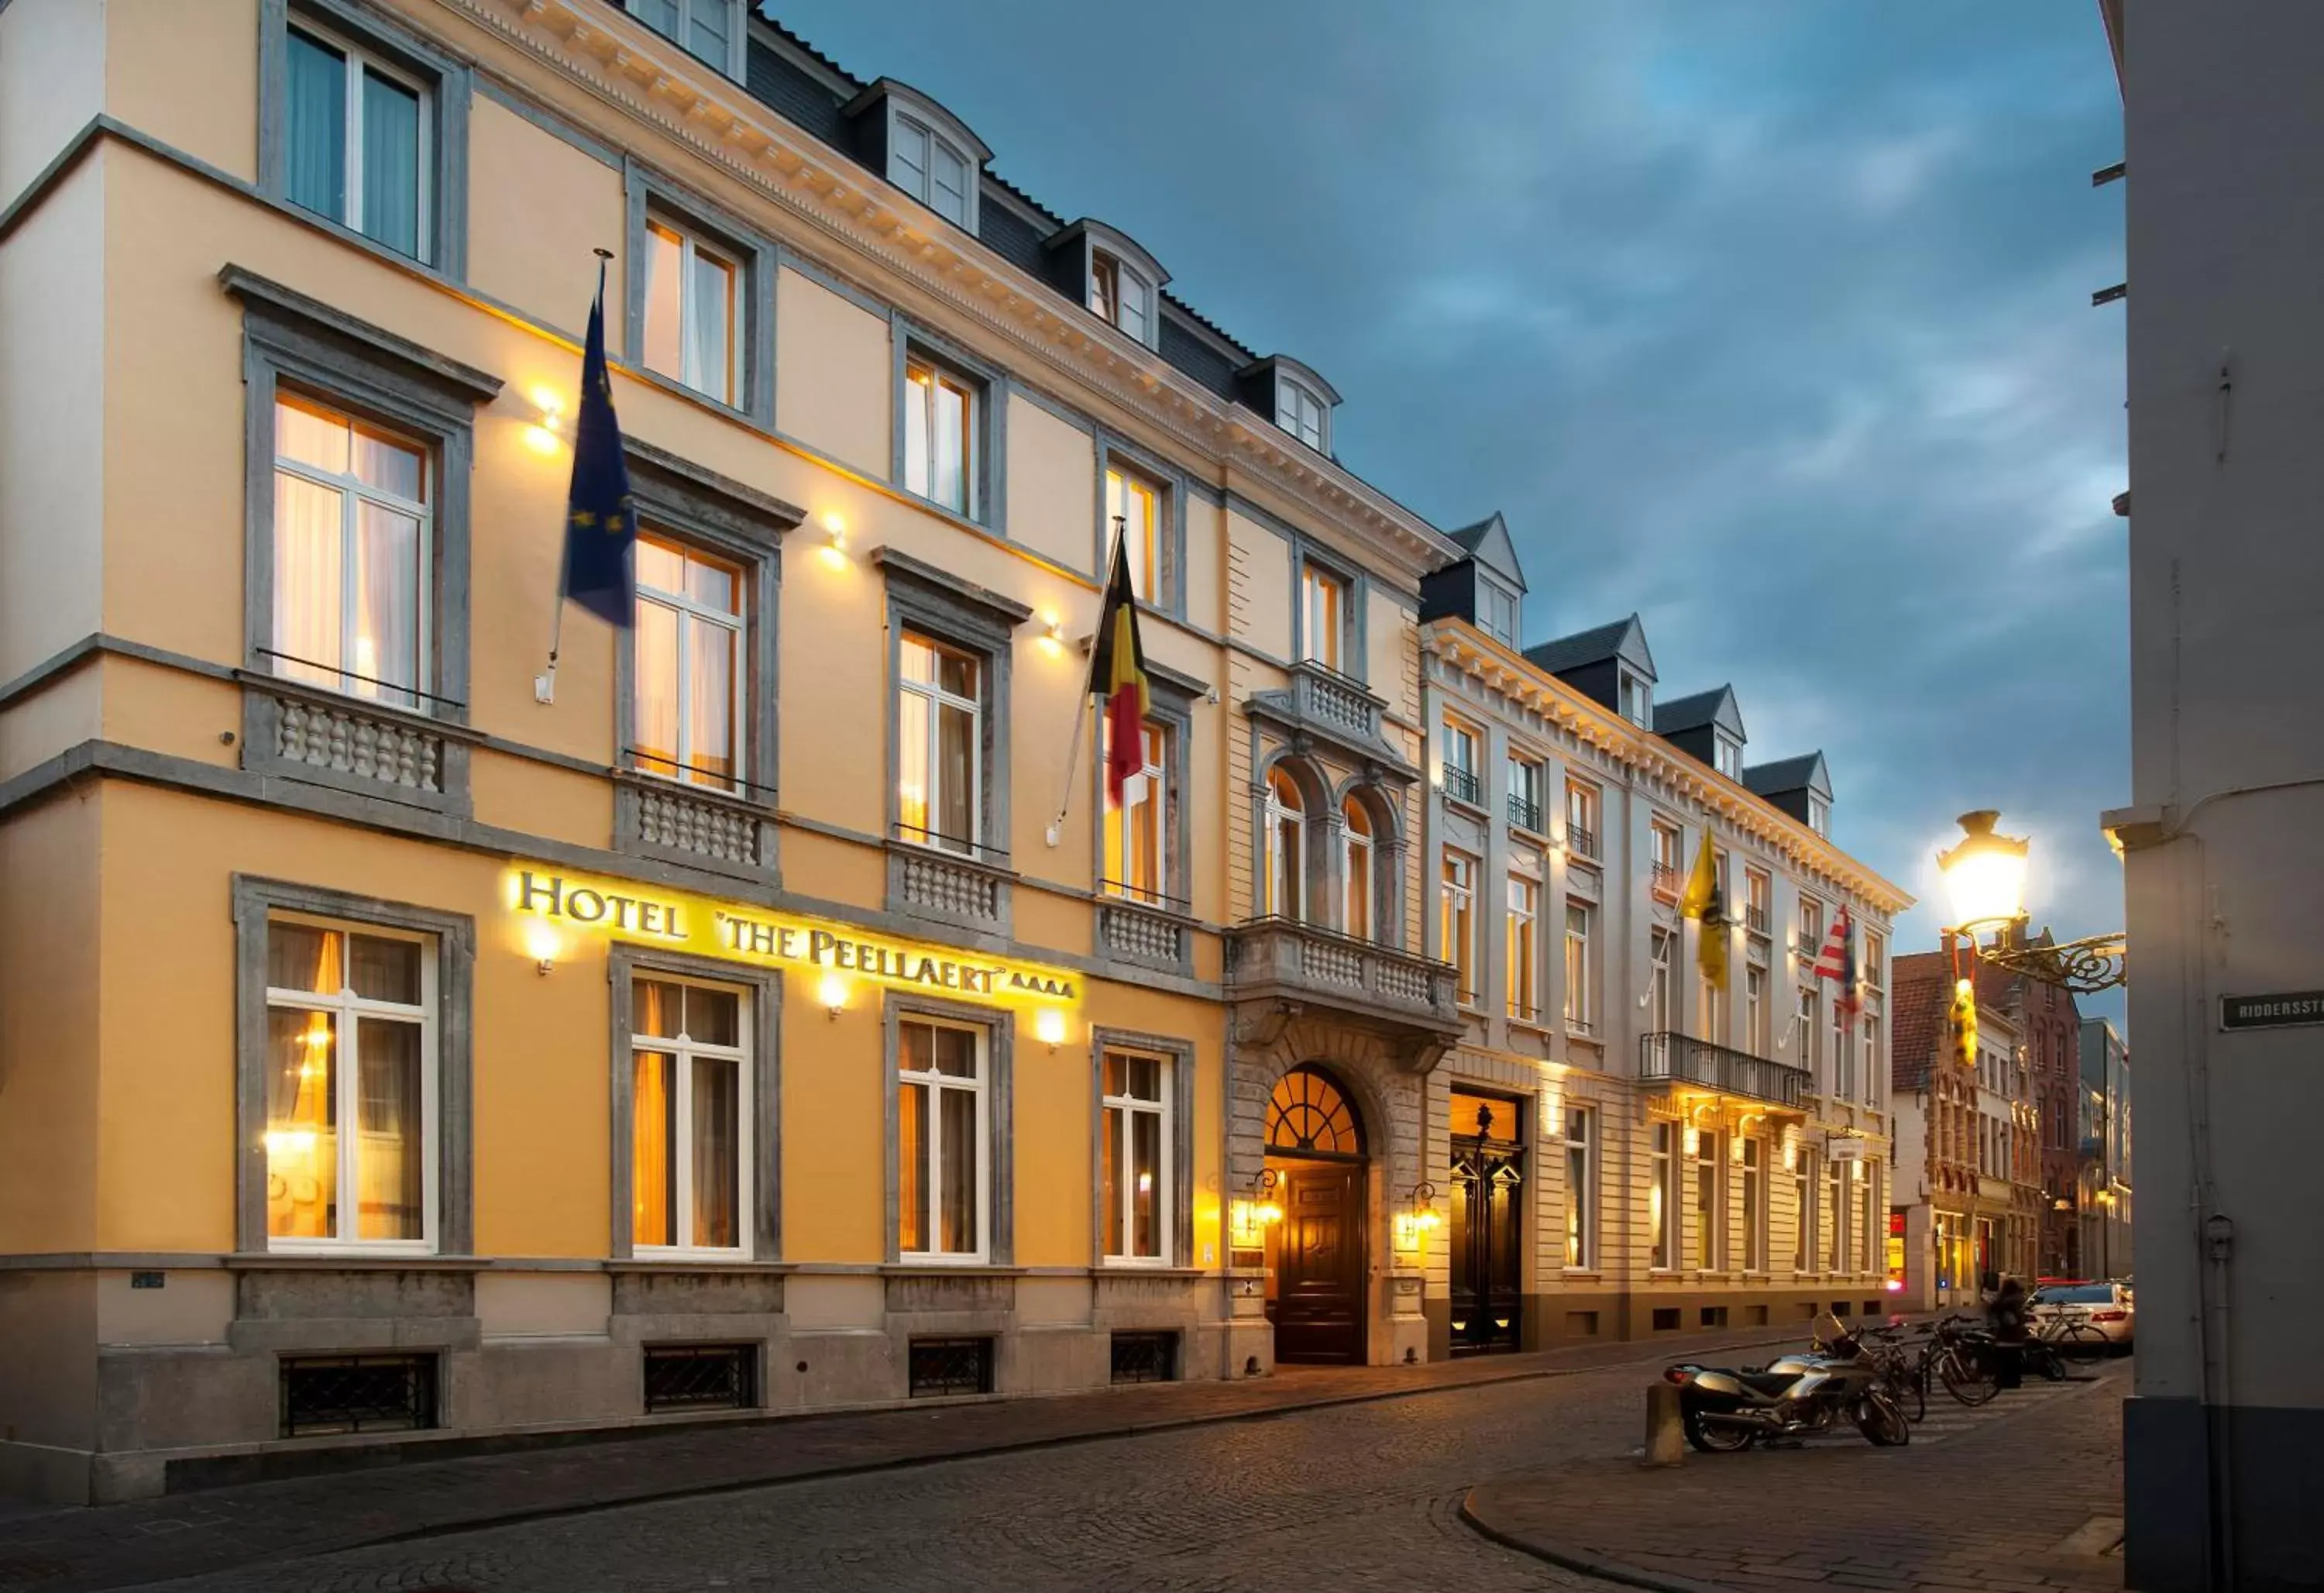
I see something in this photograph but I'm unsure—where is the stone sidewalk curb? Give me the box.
[1457,1373,2119,1593]
[0,1321,1868,1592]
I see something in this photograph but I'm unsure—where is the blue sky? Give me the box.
[771,2,2129,1020]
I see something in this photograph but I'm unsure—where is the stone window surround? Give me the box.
[1087,1027,1197,1269]
[606,943,782,1263]
[232,876,476,1255]
[1291,538,1368,685]
[228,265,500,816]
[875,548,1030,861]
[889,319,1009,532]
[256,0,473,275]
[622,161,778,423]
[611,439,802,876]
[882,992,1016,1266]
[1252,744,1407,944]
[1093,432,1188,618]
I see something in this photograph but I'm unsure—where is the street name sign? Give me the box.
[2220,991,2324,1031]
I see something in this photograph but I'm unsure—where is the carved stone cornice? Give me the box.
[446,0,1460,580]
[1424,619,1913,916]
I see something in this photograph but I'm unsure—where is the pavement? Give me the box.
[0,1319,1841,1593]
[1465,1362,2129,1593]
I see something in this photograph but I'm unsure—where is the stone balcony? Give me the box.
[1242,661,1419,782]
[1224,917,1460,1071]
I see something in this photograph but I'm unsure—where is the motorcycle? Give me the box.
[1663,1313,1913,1452]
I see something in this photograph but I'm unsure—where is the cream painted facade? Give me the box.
[0,0,1481,1503]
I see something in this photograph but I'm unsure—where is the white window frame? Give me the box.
[1507,754,1542,831]
[897,627,983,855]
[1648,927,1675,1034]
[1793,1150,1816,1273]
[1800,985,1822,1079]
[1277,376,1328,450]
[1618,669,1649,725]
[1103,717,1169,905]
[1741,1137,1767,1271]
[1300,563,1347,670]
[1746,965,1769,1056]
[641,214,742,405]
[1089,249,1155,346]
[1442,849,1479,1006]
[1691,1127,1722,1271]
[285,19,435,262]
[1340,796,1373,941]
[1650,1120,1678,1271]
[889,112,975,228]
[1825,1156,1846,1271]
[1479,578,1519,647]
[1714,734,1741,780]
[902,353,981,518]
[1563,900,1595,1034]
[631,532,746,790]
[263,912,440,1256]
[897,1015,990,1263]
[1508,873,1539,1022]
[628,972,753,1258]
[1565,779,1599,855]
[1100,1048,1174,1266]
[1563,1104,1596,1269]
[622,0,744,74]
[1105,463,1166,603]
[1807,793,1831,836]
[1264,767,1306,920]
[269,392,434,709]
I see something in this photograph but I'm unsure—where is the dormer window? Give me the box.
[1618,670,1650,726]
[622,0,744,76]
[1090,250,1153,345]
[892,115,973,226]
[1478,579,1519,648]
[1808,794,1831,837]
[1714,735,1741,780]
[1277,377,1328,451]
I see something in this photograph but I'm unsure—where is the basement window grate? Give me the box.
[643,1343,758,1413]
[909,1335,995,1398]
[1109,1330,1178,1385]
[280,1352,438,1438]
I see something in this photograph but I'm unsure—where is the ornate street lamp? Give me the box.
[1936,810,2128,993]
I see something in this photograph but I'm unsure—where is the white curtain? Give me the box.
[274,470,343,691]
[359,67,421,258]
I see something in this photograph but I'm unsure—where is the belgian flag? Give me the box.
[1086,532,1151,809]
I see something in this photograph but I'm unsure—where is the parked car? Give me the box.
[2029,1281,2134,1350]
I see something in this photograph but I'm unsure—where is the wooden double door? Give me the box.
[1268,1159,1368,1365]
[1450,1136,1525,1355]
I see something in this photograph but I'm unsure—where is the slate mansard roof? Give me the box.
[1523,614,1655,681]
[1652,685,1743,740]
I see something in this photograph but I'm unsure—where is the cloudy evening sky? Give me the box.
[773,2,2130,1021]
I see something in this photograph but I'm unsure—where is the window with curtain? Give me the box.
[1746,966,1770,1055]
[1507,875,1538,1022]
[641,215,740,405]
[1564,1106,1594,1268]
[270,393,429,710]
[1564,902,1594,1032]
[631,533,744,791]
[1101,1049,1171,1263]
[1300,564,1345,669]
[897,629,982,853]
[1825,1156,1845,1271]
[264,917,433,1249]
[629,976,748,1254]
[1440,851,1477,1004]
[1648,927,1674,1034]
[903,353,978,516]
[898,1017,986,1259]
[1741,1139,1766,1271]
[1105,465,1164,600]
[1102,719,1167,904]
[1692,1128,1721,1270]
[284,22,428,260]
[1794,1150,1815,1271]
[1264,766,1305,920]
[1340,796,1373,940]
[1649,1122,1676,1270]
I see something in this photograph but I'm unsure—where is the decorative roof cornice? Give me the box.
[446,0,1461,580]
[1424,618,1912,915]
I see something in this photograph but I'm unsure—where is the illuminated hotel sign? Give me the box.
[508,869,1080,1011]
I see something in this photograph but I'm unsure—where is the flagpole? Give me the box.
[537,247,617,707]
[1044,518,1126,848]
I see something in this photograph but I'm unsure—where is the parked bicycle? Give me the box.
[1859,1322,1929,1423]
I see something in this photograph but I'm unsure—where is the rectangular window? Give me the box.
[1441,851,1477,1005]
[1857,1166,1875,1276]
[1277,378,1326,449]
[1834,1000,1853,1100]
[1825,1157,1845,1271]
[263,916,436,1249]
[1745,967,1769,1055]
[897,629,982,853]
[1800,896,1824,956]
[891,115,972,227]
[903,354,979,517]
[631,533,744,790]
[624,0,741,72]
[1741,1139,1766,1271]
[1648,926,1674,1034]
[1507,755,1542,833]
[1651,822,1681,900]
[1089,249,1151,344]
[1650,1122,1677,1271]
[1565,779,1599,857]
[1692,1129,1721,1270]
[1265,769,1305,920]
[1715,735,1741,779]
[1699,965,1726,1044]
[1563,902,1594,1033]
[1479,580,1519,646]
[1793,1151,1815,1272]
[1863,930,1886,990]
[1808,793,1831,836]
[285,22,429,260]
[1102,719,1168,905]
[641,216,740,406]
[270,392,431,710]
[1619,671,1648,725]
[1105,465,1164,602]
[1507,876,1538,1022]
[1564,1106,1594,1268]
[1746,869,1771,932]
[1101,1048,1172,1263]
[1301,564,1346,669]
[1441,718,1481,805]
[1341,802,1373,941]
[897,1017,987,1260]
[1864,1014,1882,1106]
[1800,986,1821,1078]
[628,975,749,1254]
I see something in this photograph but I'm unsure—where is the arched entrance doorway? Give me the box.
[1263,1065,1369,1365]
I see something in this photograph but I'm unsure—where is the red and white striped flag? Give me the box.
[1812,905,1861,1016]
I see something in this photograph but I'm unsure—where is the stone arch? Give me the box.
[1253,745,1333,921]
[1328,772,1406,941]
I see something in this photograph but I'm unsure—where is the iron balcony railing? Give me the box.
[1746,903,1770,934]
[1639,1031,1813,1109]
[1566,823,1600,862]
[1443,764,1482,807]
[1508,793,1542,834]
[1650,862,1681,901]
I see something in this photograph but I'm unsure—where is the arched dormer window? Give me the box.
[1265,766,1305,920]
[1341,796,1373,941]
[844,80,991,234]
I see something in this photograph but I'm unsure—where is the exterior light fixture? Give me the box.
[1937,808,2127,993]
[1034,1008,1068,1049]
[524,385,566,456]
[1230,1167,1284,1248]
[1041,614,1066,653]
[818,511,849,568]
[522,919,561,975]
[1394,1180,1442,1251]
[818,972,848,1019]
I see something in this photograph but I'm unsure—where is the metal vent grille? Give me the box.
[642,1344,758,1413]
[1109,1331,1178,1385]
[280,1353,438,1438]
[908,1336,995,1398]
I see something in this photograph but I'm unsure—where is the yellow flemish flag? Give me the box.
[1679,833,1730,991]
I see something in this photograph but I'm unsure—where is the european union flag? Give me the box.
[560,263,635,628]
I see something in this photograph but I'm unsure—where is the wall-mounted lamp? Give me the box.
[1394,1180,1443,1252]
[1229,1167,1284,1248]
[1034,1008,1068,1050]
[818,511,850,568]
[524,385,566,456]
[818,972,849,1019]
[1040,614,1066,653]
[523,920,560,975]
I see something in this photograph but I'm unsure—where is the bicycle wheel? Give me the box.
[1889,1365,1926,1423]
[2054,1324,2110,1366]
[1937,1345,2000,1406]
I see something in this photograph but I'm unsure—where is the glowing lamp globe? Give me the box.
[1938,810,2030,931]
